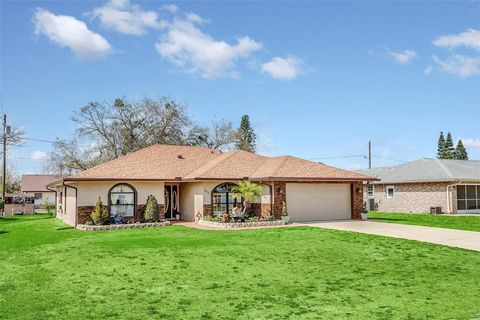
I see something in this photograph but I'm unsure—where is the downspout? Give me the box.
[46,185,57,218]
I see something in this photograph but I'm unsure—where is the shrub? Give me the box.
[144,195,160,222]
[42,199,56,217]
[282,201,288,216]
[91,197,109,225]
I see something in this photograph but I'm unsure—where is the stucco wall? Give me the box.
[365,182,450,213]
[75,181,165,207]
[64,186,77,226]
[179,181,272,221]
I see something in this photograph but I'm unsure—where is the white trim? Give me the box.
[367,185,375,198]
[386,185,395,198]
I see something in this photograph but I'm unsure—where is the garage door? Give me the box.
[286,183,351,221]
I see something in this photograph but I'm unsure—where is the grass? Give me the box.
[368,211,480,232]
[1,215,479,320]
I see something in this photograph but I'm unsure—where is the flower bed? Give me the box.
[77,221,170,231]
[198,219,285,229]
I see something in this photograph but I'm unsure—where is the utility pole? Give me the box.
[368,140,372,169]
[2,114,6,208]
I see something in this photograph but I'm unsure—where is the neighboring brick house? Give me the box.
[360,158,480,214]
[47,144,376,226]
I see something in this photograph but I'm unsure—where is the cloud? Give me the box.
[33,8,112,59]
[155,16,262,78]
[31,151,47,161]
[91,0,166,36]
[433,28,480,52]
[260,56,305,80]
[432,54,480,77]
[424,65,433,75]
[387,49,417,64]
[162,4,178,13]
[462,138,480,149]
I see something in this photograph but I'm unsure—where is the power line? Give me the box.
[16,137,90,148]
[310,154,367,160]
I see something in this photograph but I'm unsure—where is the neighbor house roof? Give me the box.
[65,144,375,182]
[360,158,480,184]
[21,174,58,192]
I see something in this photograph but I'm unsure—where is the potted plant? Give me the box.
[360,205,368,221]
[175,213,181,220]
[281,201,289,224]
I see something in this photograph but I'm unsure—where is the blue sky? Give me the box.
[1,0,479,174]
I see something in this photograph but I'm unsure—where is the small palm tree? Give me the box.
[231,180,263,216]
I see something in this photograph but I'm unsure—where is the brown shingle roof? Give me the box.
[21,174,58,192]
[65,144,376,182]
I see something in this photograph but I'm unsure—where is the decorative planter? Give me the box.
[77,221,170,231]
[198,219,285,229]
[281,216,290,224]
[175,214,180,220]
[360,213,368,221]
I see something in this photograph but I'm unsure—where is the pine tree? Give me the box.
[444,132,455,159]
[235,115,256,152]
[91,197,109,225]
[454,139,469,160]
[437,132,446,159]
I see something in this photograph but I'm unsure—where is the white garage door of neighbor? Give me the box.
[286,183,351,221]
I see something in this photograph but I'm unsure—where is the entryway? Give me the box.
[164,185,179,220]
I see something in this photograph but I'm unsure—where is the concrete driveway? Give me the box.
[301,220,480,252]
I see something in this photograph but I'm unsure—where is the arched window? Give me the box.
[211,183,242,216]
[109,184,136,217]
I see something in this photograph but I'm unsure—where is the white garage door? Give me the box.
[286,183,351,221]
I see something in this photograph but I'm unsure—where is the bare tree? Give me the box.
[47,97,237,175]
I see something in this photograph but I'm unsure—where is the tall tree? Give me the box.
[444,132,455,159]
[437,131,446,159]
[235,114,256,152]
[454,139,469,160]
[46,97,237,175]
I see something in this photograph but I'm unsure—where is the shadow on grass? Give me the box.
[56,226,74,231]
[0,230,9,234]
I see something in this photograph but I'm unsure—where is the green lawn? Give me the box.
[1,215,479,320]
[368,211,480,232]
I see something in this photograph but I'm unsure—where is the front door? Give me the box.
[164,185,178,219]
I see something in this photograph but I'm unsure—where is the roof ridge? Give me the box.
[183,150,238,178]
[252,155,289,178]
[435,158,454,179]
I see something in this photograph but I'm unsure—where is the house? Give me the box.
[48,144,376,226]
[21,174,57,214]
[361,158,480,214]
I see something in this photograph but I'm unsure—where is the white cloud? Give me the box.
[155,16,262,78]
[91,0,166,36]
[185,12,208,24]
[162,4,178,13]
[387,49,417,64]
[31,151,47,161]
[462,138,480,149]
[424,65,433,75]
[33,8,112,59]
[432,54,480,77]
[260,56,305,80]
[433,28,480,52]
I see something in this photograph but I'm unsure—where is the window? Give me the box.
[211,183,242,216]
[367,185,375,198]
[34,193,42,200]
[109,184,136,217]
[386,185,395,198]
[457,185,479,212]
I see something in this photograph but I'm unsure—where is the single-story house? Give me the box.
[48,144,376,226]
[360,158,480,214]
[20,174,57,214]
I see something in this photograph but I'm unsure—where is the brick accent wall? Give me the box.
[77,203,166,224]
[364,182,450,213]
[251,203,272,217]
[351,181,363,220]
[203,204,212,217]
[272,181,286,218]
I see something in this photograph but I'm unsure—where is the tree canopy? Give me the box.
[436,132,468,160]
[235,114,256,152]
[47,97,238,175]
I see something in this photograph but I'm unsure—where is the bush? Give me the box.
[144,195,160,222]
[91,197,109,225]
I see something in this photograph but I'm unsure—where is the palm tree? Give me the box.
[231,180,263,216]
